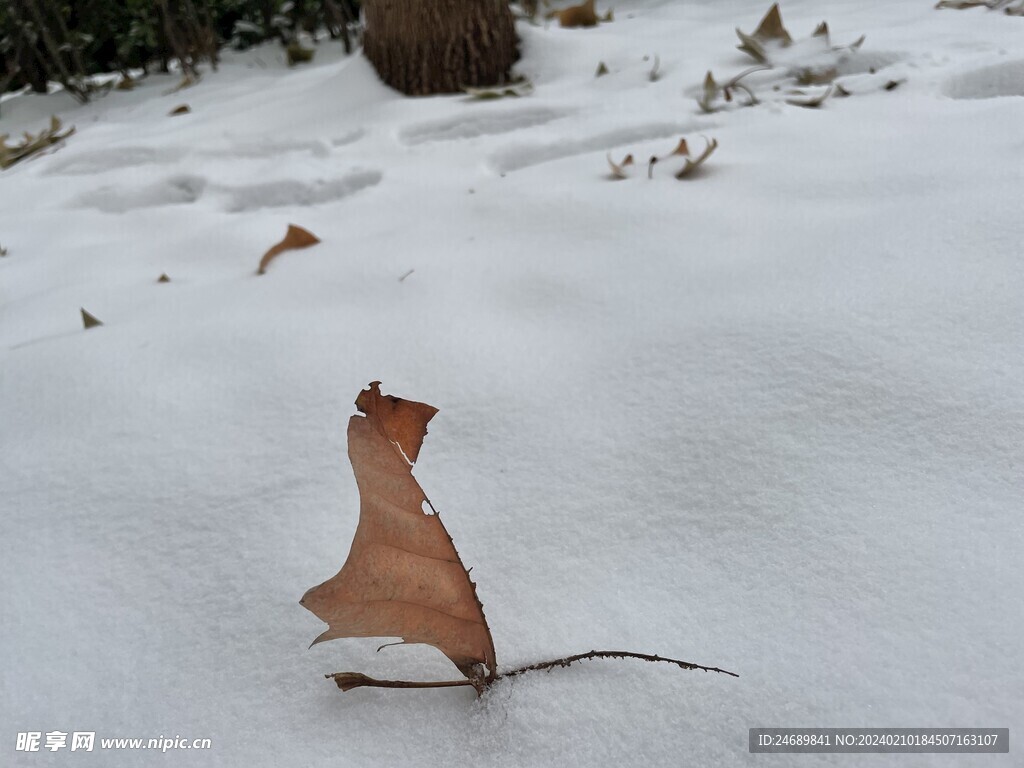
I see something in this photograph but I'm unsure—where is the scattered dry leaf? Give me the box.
[81,308,103,329]
[936,0,1023,8]
[666,138,690,157]
[786,85,833,107]
[795,66,838,85]
[736,3,792,62]
[675,137,719,179]
[648,54,661,82]
[257,224,321,275]
[595,61,609,77]
[698,68,762,112]
[0,116,75,170]
[157,273,171,283]
[164,73,199,95]
[552,0,600,27]
[168,104,191,116]
[698,70,719,112]
[287,42,315,66]
[301,382,497,684]
[606,152,634,179]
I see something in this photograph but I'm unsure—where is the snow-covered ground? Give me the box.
[2,1,1022,765]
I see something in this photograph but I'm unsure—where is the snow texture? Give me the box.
[1,1,1022,766]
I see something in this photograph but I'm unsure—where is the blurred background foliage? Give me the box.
[1,0,362,101]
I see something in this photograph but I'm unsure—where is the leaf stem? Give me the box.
[325,650,737,694]
[326,672,476,692]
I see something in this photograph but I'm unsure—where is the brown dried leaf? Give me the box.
[795,66,837,86]
[257,224,321,275]
[698,70,719,112]
[169,104,191,116]
[0,116,75,170]
[666,138,690,157]
[553,0,600,27]
[81,308,103,329]
[606,152,634,179]
[752,3,792,42]
[301,383,497,681]
[675,137,718,179]
[786,85,833,107]
[736,3,792,62]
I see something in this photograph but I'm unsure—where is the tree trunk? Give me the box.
[363,0,519,96]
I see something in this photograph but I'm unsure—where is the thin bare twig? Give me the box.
[499,650,739,679]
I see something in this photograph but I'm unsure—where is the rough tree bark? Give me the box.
[363,0,519,96]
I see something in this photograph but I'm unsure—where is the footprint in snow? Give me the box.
[223,170,382,212]
[398,106,571,145]
[45,129,365,175]
[45,146,185,175]
[944,58,1024,99]
[488,121,704,174]
[75,170,382,213]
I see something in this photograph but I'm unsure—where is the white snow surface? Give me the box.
[2,1,1022,766]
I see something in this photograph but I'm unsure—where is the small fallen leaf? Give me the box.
[675,137,718,179]
[752,3,792,41]
[257,224,321,275]
[164,73,199,95]
[884,79,904,91]
[648,54,661,82]
[595,61,609,77]
[666,138,690,157]
[0,116,75,170]
[736,3,792,62]
[795,66,838,86]
[168,104,191,116]
[551,0,600,27]
[698,67,762,112]
[301,383,497,684]
[606,152,634,179]
[935,0,1002,6]
[157,273,171,283]
[287,42,315,66]
[81,308,103,329]
[786,85,833,107]
[698,70,719,112]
